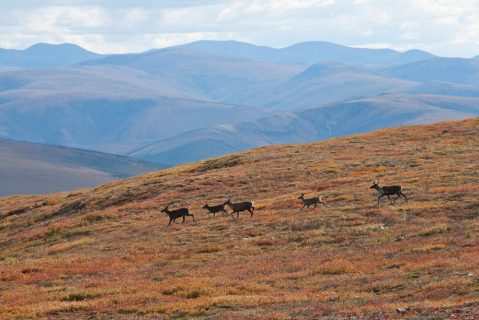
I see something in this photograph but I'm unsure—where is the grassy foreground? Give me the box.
[1,118,478,319]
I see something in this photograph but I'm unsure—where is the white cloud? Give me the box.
[0,0,478,57]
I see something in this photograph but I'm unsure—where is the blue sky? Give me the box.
[1,0,478,57]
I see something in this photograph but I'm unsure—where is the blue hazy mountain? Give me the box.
[178,40,436,66]
[0,43,101,68]
[81,47,302,102]
[1,41,479,169]
[129,93,479,165]
[383,57,479,86]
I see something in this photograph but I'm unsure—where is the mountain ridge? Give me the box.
[178,40,436,66]
[0,43,102,68]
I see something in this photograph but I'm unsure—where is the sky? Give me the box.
[0,0,478,57]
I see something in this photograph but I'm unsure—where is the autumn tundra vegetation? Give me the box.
[0,118,478,319]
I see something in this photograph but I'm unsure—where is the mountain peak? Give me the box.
[401,48,435,59]
[25,42,95,54]
[0,42,101,68]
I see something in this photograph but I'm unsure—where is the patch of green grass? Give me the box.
[59,292,95,302]
[406,272,421,279]
[419,224,450,237]
[44,226,59,239]
[186,290,201,299]
[86,215,104,223]
[161,287,179,296]
[196,155,241,172]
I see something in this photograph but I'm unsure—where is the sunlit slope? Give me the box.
[0,118,478,319]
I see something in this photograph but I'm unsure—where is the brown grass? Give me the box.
[0,118,479,319]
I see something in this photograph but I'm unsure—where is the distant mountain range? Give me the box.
[384,57,479,85]
[0,40,478,170]
[0,64,273,153]
[0,43,101,68]
[178,40,436,66]
[130,93,479,164]
[0,138,162,196]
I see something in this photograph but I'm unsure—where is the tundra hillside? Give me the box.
[1,118,478,319]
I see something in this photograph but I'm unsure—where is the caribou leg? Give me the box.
[387,195,393,204]
[393,194,401,203]
[378,194,386,204]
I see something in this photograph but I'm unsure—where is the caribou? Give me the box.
[224,199,255,219]
[298,193,329,210]
[202,203,228,218]
[161,205,195,226]
[370,180,408,205]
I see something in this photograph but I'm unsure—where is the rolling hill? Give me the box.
[397,81,479,97]
[0,43,102,68]
[0,139,162,196]
[238,62,417,110]
[129,94,479,165]
[383,57,479,86]
[0,65,271,153]
[179,40,435,66]
[81,47,302,103]
[0,118,478,318]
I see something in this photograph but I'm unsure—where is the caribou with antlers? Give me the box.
[370,180,408,205]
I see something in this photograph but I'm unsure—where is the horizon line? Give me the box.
[1,39,477,59]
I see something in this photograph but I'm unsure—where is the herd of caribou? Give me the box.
[161,180,408,226]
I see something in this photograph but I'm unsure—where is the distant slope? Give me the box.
[82,48,427,111]
[0,43,102,68]
[240,63,417,110]
[130,94,479,165]
[179,40,435,66]
[0,66,270,153]
[397,81,479,97]
[383,57,479,86]
[0,65,203,99]
[82,47,301,102]
[0,139,162,196]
